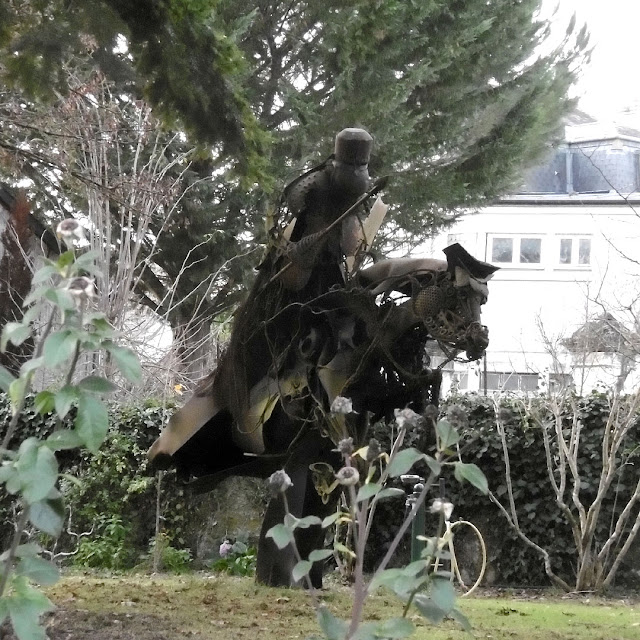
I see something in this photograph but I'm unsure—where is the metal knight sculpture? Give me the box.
[148,128,498,587]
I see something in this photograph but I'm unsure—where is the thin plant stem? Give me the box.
[367,471,437,597]
[0,506,29,598]
[281,494,322,611]
[1,308,56,450]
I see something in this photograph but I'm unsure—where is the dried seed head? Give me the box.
[366,438,381,462]
[429,498,454,521]
[335,437,354,456]
[66,276,96,301]
[446,404,468,429]
[394,407,421,429]
[335,466,360,486]
[423,404,439,421]
[330,396,354,415]
[267,469,293,496]
[219,539,233,558]
[56,219,86,243]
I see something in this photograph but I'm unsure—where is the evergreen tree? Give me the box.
[0,0,267,174]
[214,0,588,233]
[0,0,588,385]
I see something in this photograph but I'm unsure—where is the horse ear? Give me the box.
[443,243,499,281]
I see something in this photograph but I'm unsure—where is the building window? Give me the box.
[484,371,539,392]
[557,237,591,266]
[490,236,542,266]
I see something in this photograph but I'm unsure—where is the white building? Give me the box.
[429,113,640,394]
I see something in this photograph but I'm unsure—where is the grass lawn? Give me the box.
[41,573,639,640]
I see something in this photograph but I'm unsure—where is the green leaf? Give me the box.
[14,544,42,559]
[376,487,405,500]
[292,560,312,582]
[369,568,404,592]
[45,430,83,451]
[57,251,75,269]
[28,497,65,537]
[351,622,378,640]
[295,515,322,529]
[9,376,28,409]
[42,330,78,368]
[387,448,426,478]
[16,557,59,586]
[72,250,100,275]
[43,288,76,311]
[19,358,44,376]
[16,444,58,505]
[31,265,59,284]
[402,560,427,577]
[356,482,381,502]
[0,365,16,392]
[454,462,489,494]
[450,608,472,632]
[430,574,456,614]
[308,549,334,562]
[389,574,427,599]
[33,392,54,416]
[54,386,76,420]
[6,579,55,640]
[76,394,109,453]
[425,455,441,476]
[316,606,347,640]
[413,593,447,625]
[77,376,118,393]
[375,617,415,639]
[436,420,459,448]
[265,524,294,550]
[321,512,343,528]
[23,285,53,307]
[106,344,142,383]
[1,322,31,351]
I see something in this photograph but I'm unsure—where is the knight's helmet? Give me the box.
[331,128,373,197]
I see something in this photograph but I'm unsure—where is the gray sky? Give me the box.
[546,0,640,118]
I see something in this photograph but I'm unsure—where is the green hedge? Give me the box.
[2,392,638,584]
[0,395,189,568]
[446,392,639,586]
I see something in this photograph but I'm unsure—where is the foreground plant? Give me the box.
[266,402,488,640]
[0,221,141,640]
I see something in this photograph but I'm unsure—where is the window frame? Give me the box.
[555,235,592,269]
[487,234,545,269]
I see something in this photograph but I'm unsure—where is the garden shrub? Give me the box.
[365,392,639,586]
[0,394,191,569]
[3,391,637,585]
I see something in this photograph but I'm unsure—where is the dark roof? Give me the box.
[563,313,640,354]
